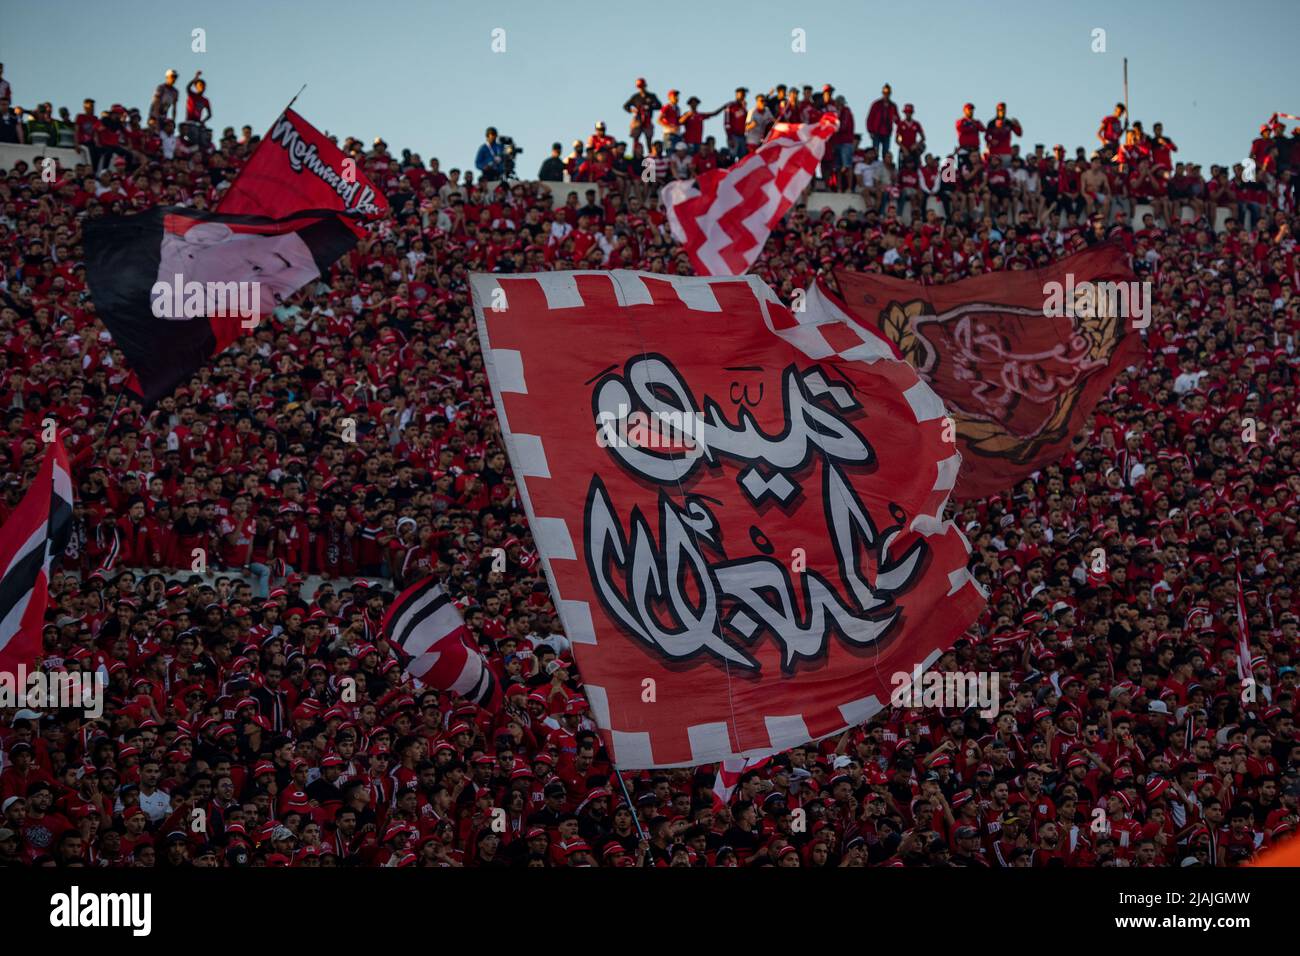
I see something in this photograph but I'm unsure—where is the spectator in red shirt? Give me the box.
[955,102,985,155]
[895,103,924,161]
[657,89,683,150]
[679,96,720,153]
[984,102,1021,160]
[866,83,900,159]
[723,87,749,159]
[1098,102,1126,157]
[1149,121,1178,171]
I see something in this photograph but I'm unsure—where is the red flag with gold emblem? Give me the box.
[833,243,1147,498]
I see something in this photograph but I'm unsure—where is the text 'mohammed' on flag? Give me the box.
[471,270,985,768]
[217,108,389,234]
[85,110,387,404]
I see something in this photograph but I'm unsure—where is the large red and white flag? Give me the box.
[0,438,74,673]
[471,270,985,768]
[662,114,838,276]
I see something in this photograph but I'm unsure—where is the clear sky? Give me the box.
[3,0,1293,174]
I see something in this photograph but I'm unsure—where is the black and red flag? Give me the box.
[84,109,386,404]
[832,243,1147,498]
[84,206,355,403]
[0,437,74,673]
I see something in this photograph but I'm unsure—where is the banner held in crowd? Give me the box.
[471,270,984,769]
[832,242,1147,498]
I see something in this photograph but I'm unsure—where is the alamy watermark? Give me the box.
[890,666,1000,718]
[1,665,106,718]
[49,887,151,936]
[150,275,262,329]
[595,405,708,456]
[1042,273,1150,329]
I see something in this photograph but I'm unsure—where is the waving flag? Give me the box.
[471,270,984,768]
[662,114,838,276]
[85,110,386,405]
[381,575,499,709]
[217,108,389,234]
[84,206,355,404]
[832,243,1147,498]
[0,438,73,673]
[713,754,772,804]
[1235,568,1253,686]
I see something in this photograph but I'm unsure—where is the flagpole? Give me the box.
[612,762,648,843]
[1122,58,1130,131]
[285,84,307,113]
[93,384,127,456]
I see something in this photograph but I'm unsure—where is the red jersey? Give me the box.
[985,118,1021,156]
[724,102,747,137]
[896,118,924,151]
[1099,115,1123,145]
[1150,137,1177,170]
[220,515,256,567]
[681,111,706,146]
[658,102,681,133]
[956,117,985,151]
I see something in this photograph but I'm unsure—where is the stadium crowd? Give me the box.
[0,65,1299,868]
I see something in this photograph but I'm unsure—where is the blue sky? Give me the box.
[4,0,1293,174]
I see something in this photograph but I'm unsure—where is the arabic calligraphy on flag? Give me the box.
[472,270,984,768]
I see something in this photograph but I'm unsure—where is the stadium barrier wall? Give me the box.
[805,192,1231,231]
[804,193,960,225]
[71,568,386,603]
[480,180,605,209]
[0,142,91,172]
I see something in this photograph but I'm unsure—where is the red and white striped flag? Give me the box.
[380,575,500,709]
[662,114,838,276]
[0,437,74,673]
[712,754,772,804]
